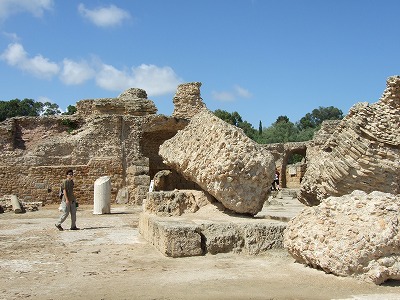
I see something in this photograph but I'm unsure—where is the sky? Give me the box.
[0,0,399,128]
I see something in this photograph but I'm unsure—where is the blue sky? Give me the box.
[1,0,399,127]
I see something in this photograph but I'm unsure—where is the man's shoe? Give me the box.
[70,226,80,230]
[55,224,63,231]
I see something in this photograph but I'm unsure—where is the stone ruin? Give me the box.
[284,75,400,284]
[159,109,275,215]
[0,85,195,206]
[1,75,399,284]
[284,190,400,284]
[298,75,400,206]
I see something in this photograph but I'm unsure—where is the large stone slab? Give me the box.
[139,212,203,258]
[284,190,400,284]
[159,109,275,215]
[298,75,400,206]
[139,205,286,257]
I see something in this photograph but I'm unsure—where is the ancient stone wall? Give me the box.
[76,88,157,118]
[285,163,307,188]
[298,76,400,205]
[0,158,122,205]
[172,82,206,119]
[0,84,204,205]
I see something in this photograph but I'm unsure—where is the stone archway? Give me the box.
[263,142,308,189]
[281,145,307,188]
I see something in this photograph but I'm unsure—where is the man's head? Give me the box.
[66,169,74,177]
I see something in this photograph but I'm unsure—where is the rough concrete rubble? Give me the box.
[159,109,275,215]
[284,190,400,284]
[298,76,400,206]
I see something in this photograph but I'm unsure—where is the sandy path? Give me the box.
[1,205,399,300]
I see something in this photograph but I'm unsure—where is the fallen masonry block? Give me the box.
[144,190,215,216]
[159,109,275,215]
[284,190,400,284]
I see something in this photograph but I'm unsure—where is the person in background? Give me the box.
[55,169,79,231]
[272,168,280,191]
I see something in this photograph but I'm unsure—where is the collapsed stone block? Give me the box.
[159,109,275,215]
[144,190,214,216]
[299,76,400,205]
[284,190,400,284]
[139,212,203,257]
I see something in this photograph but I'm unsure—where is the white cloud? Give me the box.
[234,85,252,98]
[2,31,20,41]
[78,3,131,27]
[60,59,95,85]
[0,42,59,79]
[1,42,182,96]
[212,85,252,102]
[0,0,53,21]
[96,63,183,96]
[211,91,235,102]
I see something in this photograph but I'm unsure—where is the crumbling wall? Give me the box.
[0,83,211,205]
[76,88,157,117]
[298,76,400,206]
[172,82,206,119]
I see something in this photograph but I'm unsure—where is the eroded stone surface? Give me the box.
[172,82,206,119]
[284,190,400,284]
[298,76,400,206]
[144,190,215,216]
[77,88,157,117]
[159,109,275,215]
[139,205,286,257]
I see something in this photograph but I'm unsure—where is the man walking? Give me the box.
[55,169,79,231]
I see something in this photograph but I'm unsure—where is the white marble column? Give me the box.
[93,176,111,214]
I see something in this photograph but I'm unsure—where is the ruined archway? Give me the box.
[281,146,307,188]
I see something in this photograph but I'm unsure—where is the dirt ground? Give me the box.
[1,204,400,300]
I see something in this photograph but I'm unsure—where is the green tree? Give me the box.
[297,106,343,130]
[275,115,290,124]
[259,116,299,143]
[213,109,257,140]
[0,98,44,121]
[42,102,61,115]
[214,109,243,126]
[258,120,262,135]
[62,105,77,115]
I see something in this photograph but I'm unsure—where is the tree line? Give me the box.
[214,106,343,144]
[0,98,76,122]
[0,98,343,144]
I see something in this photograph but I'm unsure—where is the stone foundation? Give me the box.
[139,189,288,257]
